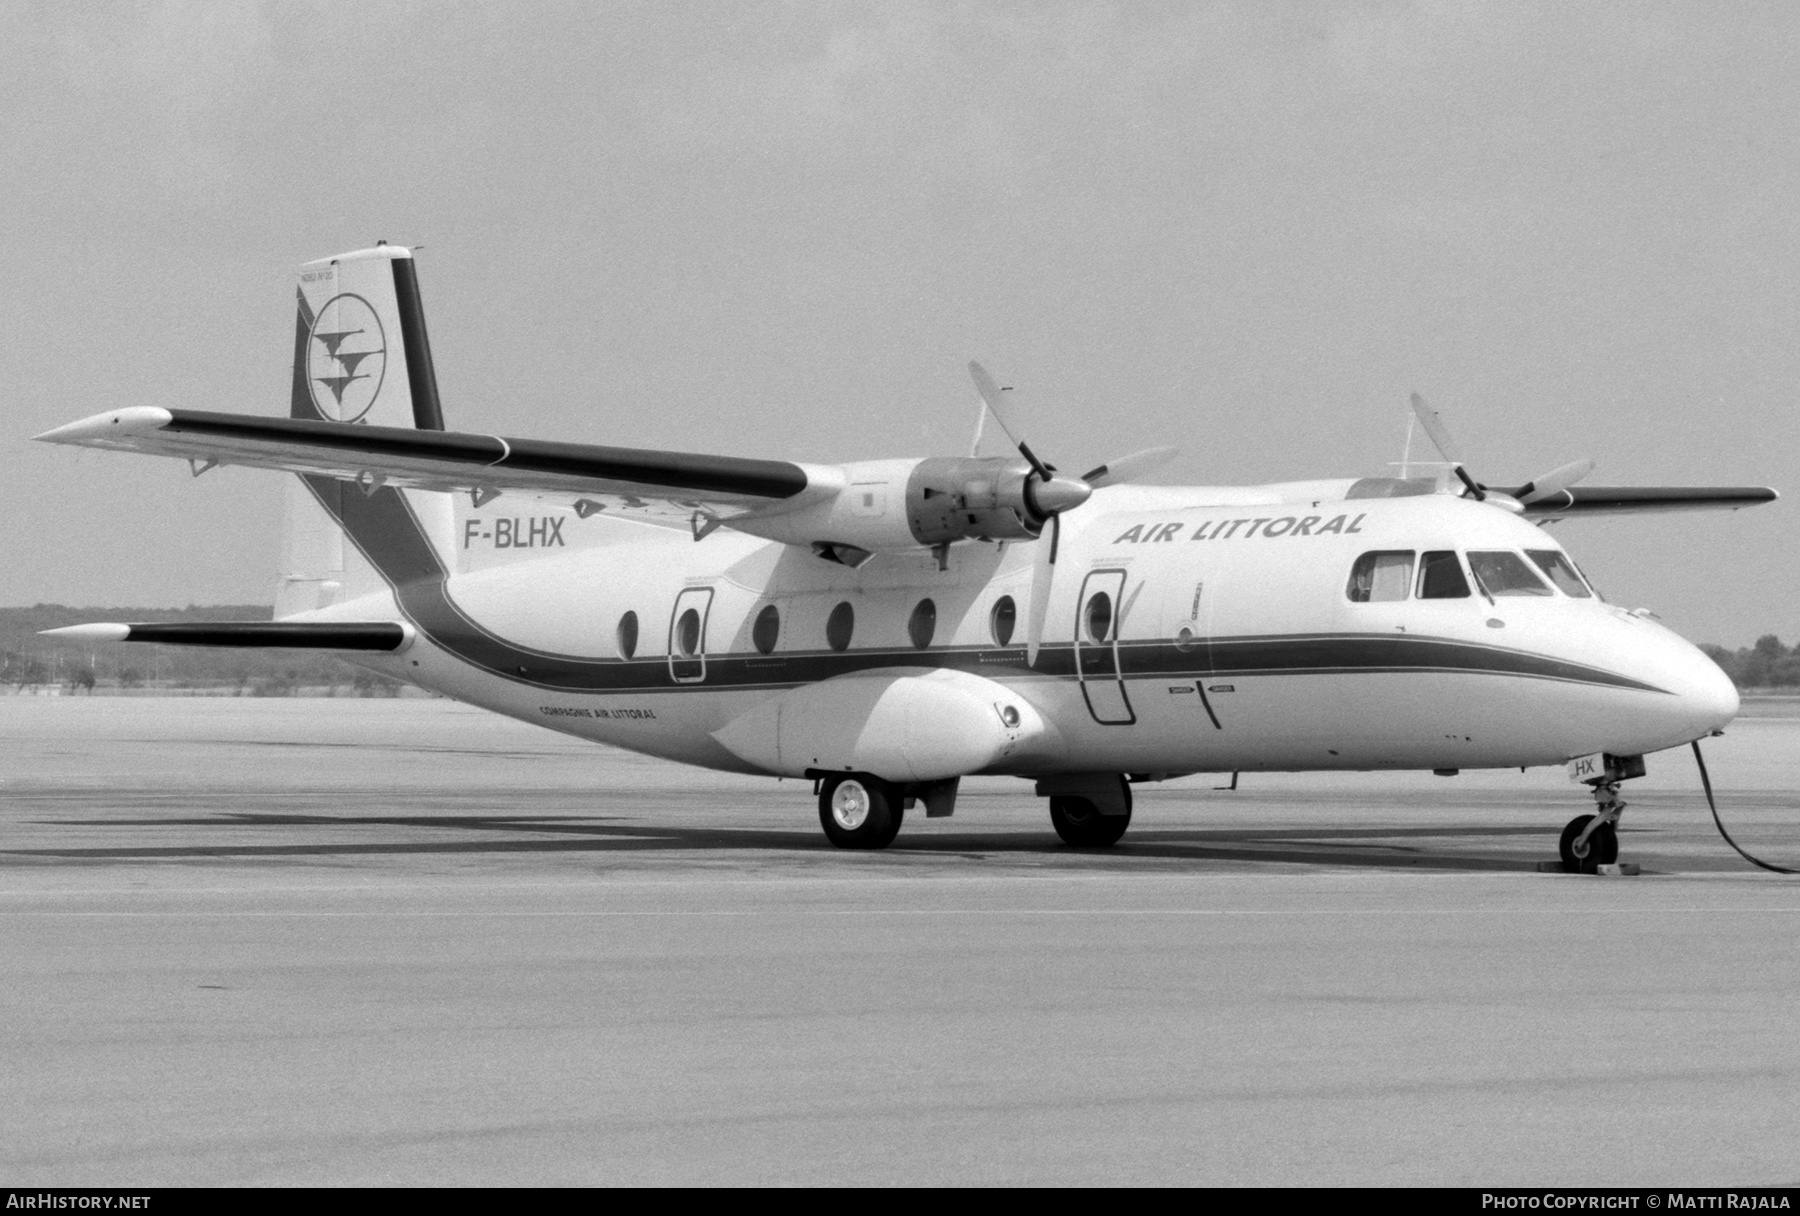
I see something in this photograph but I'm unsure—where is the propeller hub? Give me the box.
[1026,476,1092,518]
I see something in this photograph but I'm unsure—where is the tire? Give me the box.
[1560,815,1619,874]
[818,774,904,850]
[1050,795,1130,847]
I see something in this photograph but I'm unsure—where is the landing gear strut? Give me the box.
[1560,755,1643,873]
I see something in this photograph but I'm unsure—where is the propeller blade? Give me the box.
[1408,392,1465,465]
[1409,392,1485,501]
[1025,514,1058,667]
[1081,445,1179,488]
[969,361,1051,480]
[1515,458,1596,504]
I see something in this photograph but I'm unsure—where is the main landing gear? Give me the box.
[1050,795,1131,847]
[814,771,1137,850]
[818,774,904,850]
[1560,754,1645,874]
[1040,774,1134,847]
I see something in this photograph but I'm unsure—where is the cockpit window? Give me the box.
[1417,551,1471,599]
[1346,551,1415,602]
[1468,551,1552,597]
[1526,550,1593,598]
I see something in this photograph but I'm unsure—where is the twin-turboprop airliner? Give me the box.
[36,245,1778,871]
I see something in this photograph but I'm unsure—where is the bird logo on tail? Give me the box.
[307,293,387,422]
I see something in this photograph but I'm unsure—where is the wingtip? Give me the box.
[34,407,174,445]
[40,623,131,642]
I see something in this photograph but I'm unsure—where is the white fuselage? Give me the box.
[328,484,1739,781]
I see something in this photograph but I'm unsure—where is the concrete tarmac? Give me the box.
[3,697,1798,1186]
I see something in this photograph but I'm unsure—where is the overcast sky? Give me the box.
[5,2,1795,646]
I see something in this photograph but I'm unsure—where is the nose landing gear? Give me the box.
[1560,754,1644,874]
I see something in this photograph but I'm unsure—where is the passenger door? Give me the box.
[667,587,714,684]
[1075,569,1135,725]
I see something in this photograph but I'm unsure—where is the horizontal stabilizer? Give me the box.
[35,407,818,524]
[1518,485,1778,519]
[40,622,412,650]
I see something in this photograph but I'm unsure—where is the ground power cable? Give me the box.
[1692,740,1797,875]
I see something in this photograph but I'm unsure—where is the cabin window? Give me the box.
[674,607,702,658]
[752,604,780,654]
[1417,551,1471,599]
[1526,550,1593,598]
[1084,591,1114,643]
[616,611,639,660]
[1346,551,1415,602]
[826,601,855,652]
[990,596,1017,646]
[1468,551,1552,597]
[908,599,937,649]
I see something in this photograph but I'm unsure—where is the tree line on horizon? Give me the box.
[1698,636,1800,691]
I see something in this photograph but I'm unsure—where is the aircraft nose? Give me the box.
[1642,626,1740,737]
[1683,648,1741,735]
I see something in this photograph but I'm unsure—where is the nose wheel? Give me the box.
[1560,814,1620,873]
[1560,761,1636,873]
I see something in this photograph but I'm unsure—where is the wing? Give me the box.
[1518,485,1779,519]
[41,622,410,650]
[34,406,827,523]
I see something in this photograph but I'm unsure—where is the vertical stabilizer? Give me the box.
[277,244,456,616]
[293,243,441,431]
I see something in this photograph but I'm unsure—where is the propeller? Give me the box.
[1025,516,1059,666]
[1408,392,1486,501]
[1513,458,1596,505]
[1082,445,1179,488]
[968,362,1058,481]
[1409,392,1595,508]
[968,362,1178,665]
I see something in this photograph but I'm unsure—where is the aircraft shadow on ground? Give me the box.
[6,811,1577,873]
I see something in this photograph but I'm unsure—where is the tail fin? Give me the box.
[291,243,442,430]
[276,244,454,617]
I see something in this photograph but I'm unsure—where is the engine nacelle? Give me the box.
[728,456,1057,556]
[905,456,1046,544]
